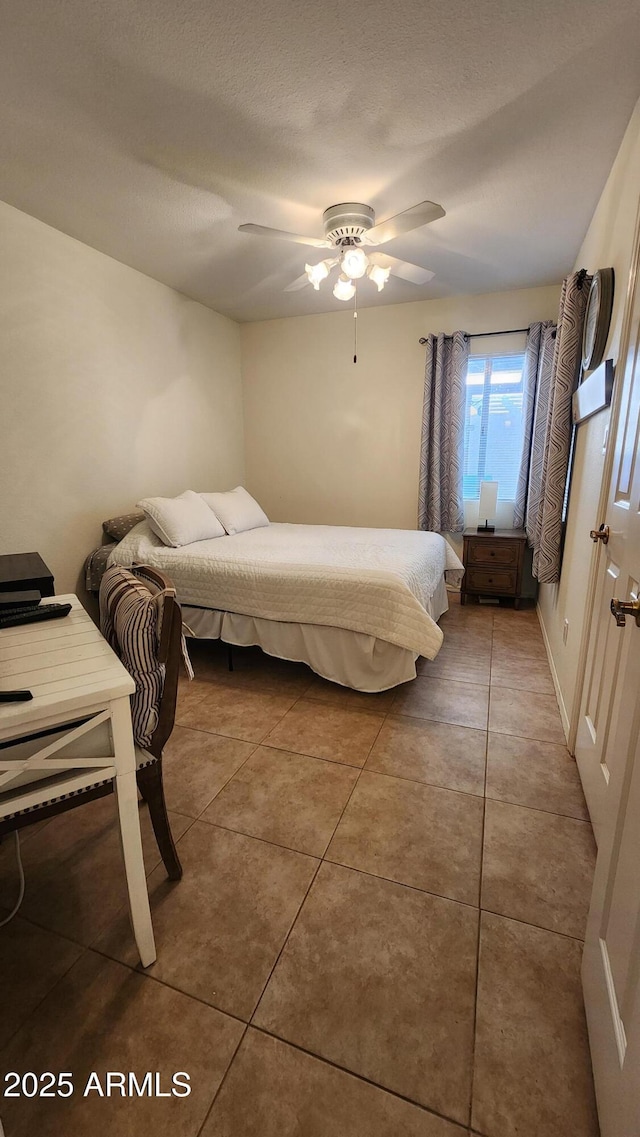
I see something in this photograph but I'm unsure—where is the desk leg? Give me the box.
[111,698,156,968]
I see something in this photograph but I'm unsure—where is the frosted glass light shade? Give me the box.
[341,247,368,279]
[305,260,330,290]
[333,276,356,301]
[368,263,390,291]
[478,480,499,529]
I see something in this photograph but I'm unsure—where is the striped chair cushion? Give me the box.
[99,565,165,749]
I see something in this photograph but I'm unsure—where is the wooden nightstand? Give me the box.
[461,529,537,608]
[0,551,55,597]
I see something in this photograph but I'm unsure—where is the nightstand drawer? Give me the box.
[465,567,518,595]
[467,541,519,567]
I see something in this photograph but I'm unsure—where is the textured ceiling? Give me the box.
[1,0,639,321]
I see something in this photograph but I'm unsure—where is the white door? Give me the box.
[575,220,640,846]
[581,214,640,1135]
[574,308,640,844]
[574,515,630,845]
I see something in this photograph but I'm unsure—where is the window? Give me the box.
[463,351,526,500]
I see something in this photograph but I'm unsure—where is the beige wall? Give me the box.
[0,201,244,595]
[241,284,560,530]
[538,98,640,736]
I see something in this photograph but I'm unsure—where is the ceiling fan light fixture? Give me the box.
[340,246,368,279]
[368,263,391,291]
[242,200,443,307]
[333,275,356,301]
[305,260,330,290]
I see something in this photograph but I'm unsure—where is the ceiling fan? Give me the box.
[238,200,445,301]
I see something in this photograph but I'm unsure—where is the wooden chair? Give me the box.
[117,564,184,880]
[0,565,185,881]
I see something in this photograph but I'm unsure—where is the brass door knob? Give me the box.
[590,524,610,544]
[610,597,640,628]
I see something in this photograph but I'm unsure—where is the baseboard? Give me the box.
[536,602,571,746]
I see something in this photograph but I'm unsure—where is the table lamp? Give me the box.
[477,481,498,533]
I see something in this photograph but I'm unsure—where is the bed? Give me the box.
[102,520,464,692]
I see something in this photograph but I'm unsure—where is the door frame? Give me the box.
[567,197,640,754]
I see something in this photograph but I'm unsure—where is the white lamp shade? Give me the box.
[368,263,390,291]
[333,276,356,301]
[341,247,368,279]
[305,260,330,290]
[478,480,499,525]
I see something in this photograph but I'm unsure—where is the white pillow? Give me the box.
[137,490,225,547]
[200,486,269,535]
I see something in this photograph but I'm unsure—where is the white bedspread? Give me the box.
[109,522,464,659]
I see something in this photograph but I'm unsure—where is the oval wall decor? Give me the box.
[582,267,615,373]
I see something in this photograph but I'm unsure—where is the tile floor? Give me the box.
[0,595,600,1137]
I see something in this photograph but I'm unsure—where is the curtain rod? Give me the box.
[418,327,529,344]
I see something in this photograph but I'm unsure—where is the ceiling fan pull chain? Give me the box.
[353,287,358,364]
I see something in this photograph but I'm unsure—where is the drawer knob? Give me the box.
[490,551,495,557]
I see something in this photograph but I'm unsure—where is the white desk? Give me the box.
[0,595,156,967]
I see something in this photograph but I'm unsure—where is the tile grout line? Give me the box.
[86,939,253,1025]
[192,817,325,861]
[246,738,367,769]
[188,740,264,822]
[481,796,593,826]
[245,705,391,1037]
[481,791,591,827]
[318,855,481,913]
[477,905,589,944]
[176,719,370,770]
[177,812,486,915]
[0,940,91,1059]
[465,611,494,1129]
[340,764,487,802]
[319,706,390,857]
[250,1022,473,1131]
[257,677,319,741]
[193,1022,249,1137]
[177,654,315,743]
[1,807,199,965]
[86,842,591,996]
[178,680,390,754]
[246,859,324,1027]
[178,701,567,761]
[482,794,590,823]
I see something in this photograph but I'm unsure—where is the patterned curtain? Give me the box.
[513,321,557,529]
[527,270,591,583]
[418,331,468,533]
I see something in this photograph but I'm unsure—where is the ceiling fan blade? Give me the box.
[283,273,310,292]
[364,200,445,246]
[239,223,330,249]
[370,252,435,285]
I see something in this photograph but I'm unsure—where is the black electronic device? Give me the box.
[0,603,72,630]
[0,590,41,611]
[0,689,33,702]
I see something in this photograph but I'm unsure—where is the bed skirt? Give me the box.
[181,576,449,693]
